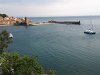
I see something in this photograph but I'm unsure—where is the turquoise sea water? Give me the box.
[1,16,100,75]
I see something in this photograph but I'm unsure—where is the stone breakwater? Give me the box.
[48,20,81,25]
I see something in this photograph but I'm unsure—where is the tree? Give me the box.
[14,55,44,75]
[0,13,8,18]
[1,52,44,75]
[1,52,20,75]
[0,30,12,54]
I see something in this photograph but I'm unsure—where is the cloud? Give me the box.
[0,0,70,5]
[0,0,100,16]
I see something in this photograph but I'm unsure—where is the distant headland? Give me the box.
[0,13,33,26]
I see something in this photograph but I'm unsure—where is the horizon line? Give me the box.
[16,15,100,17]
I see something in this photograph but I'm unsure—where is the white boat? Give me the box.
[9,33,13,38]
[84,29,96,34]
[84,20,96,35]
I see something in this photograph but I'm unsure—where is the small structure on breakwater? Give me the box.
[48,20,80,25]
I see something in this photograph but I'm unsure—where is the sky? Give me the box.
[0,0,100,17]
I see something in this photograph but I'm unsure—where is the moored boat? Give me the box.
[9,33,13,38]
[84,29,96,34]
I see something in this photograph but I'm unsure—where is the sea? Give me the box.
[0,16,100,75]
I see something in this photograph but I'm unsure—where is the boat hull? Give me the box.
[84,31,96,34]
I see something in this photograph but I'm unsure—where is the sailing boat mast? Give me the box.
[84,17,96,34]
[90,19,93,30]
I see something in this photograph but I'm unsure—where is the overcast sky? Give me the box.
[0,0,100,17]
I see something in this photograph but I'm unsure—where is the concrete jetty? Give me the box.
[48,20,80,25]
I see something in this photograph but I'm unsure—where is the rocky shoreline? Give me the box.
[0,14,33,26]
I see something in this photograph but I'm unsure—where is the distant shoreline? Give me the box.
[0,25,12,26]
[0,22,55,26]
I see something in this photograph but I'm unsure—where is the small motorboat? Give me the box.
[9,33,13,38]
[84,29,96,34]
[84,20,96,35]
